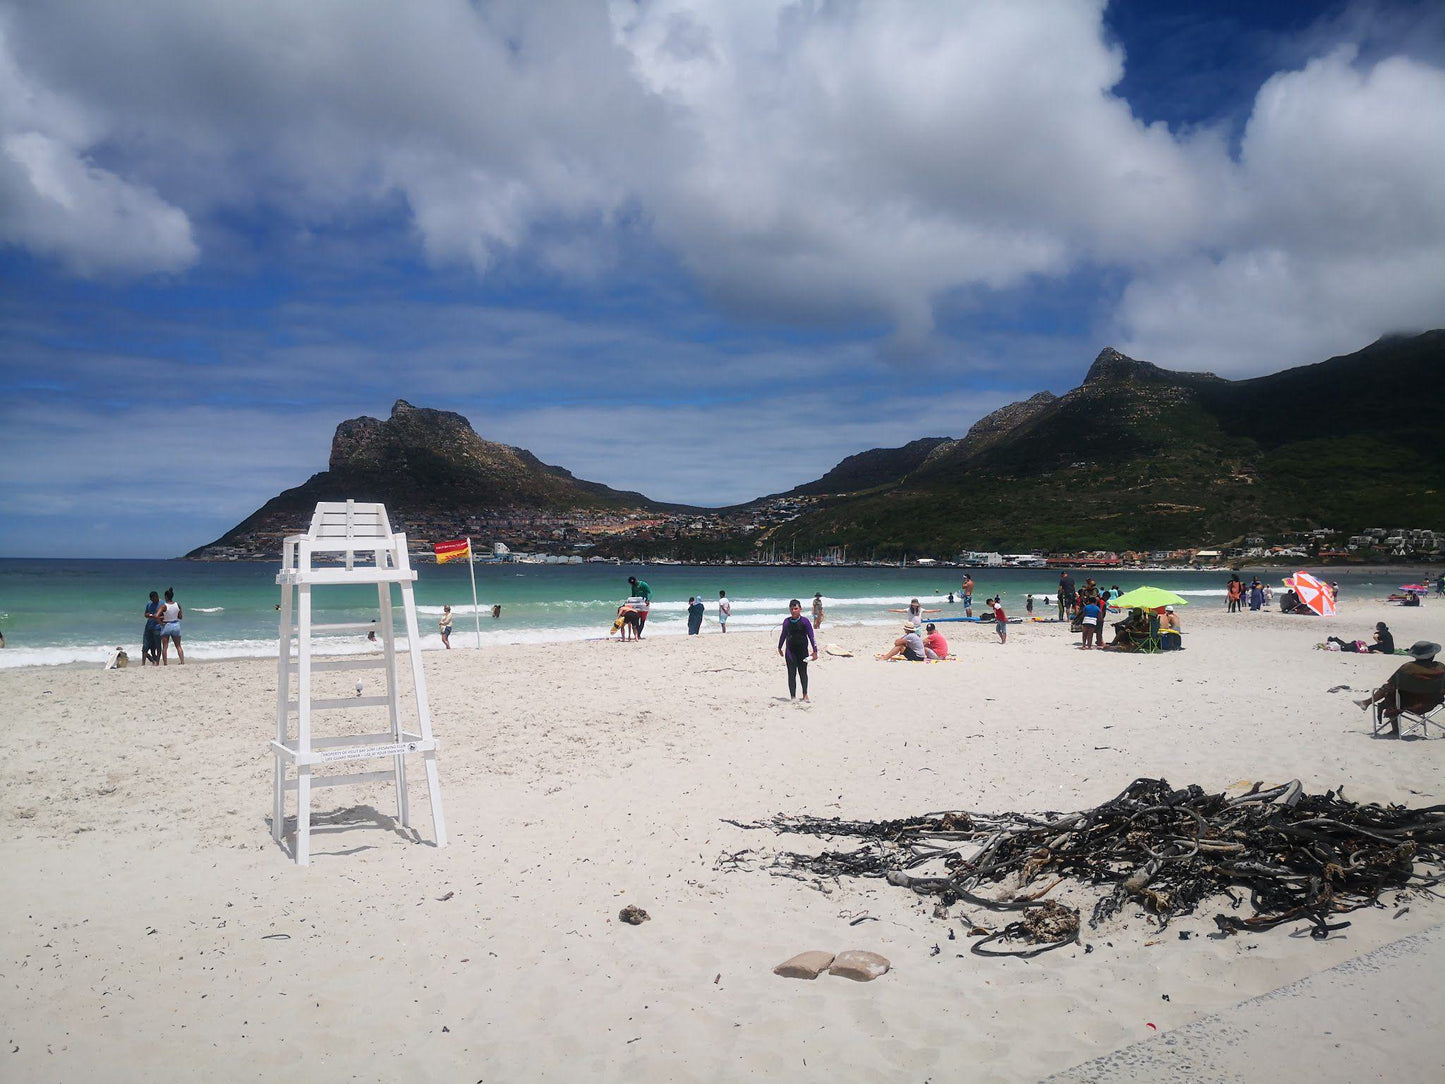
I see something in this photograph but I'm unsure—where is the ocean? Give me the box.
[0,558,1424,668]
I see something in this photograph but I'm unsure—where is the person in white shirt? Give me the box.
[717,590,732,633]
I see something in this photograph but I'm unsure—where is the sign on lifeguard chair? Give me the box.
[271,500,447,865]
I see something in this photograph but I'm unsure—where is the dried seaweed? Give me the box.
[722,778,1445,956]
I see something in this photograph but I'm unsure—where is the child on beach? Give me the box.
[990,597,1008,643]
[778,599,818,702]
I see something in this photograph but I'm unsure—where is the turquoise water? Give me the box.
[0,558,1423,667]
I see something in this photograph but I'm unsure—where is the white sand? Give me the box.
[3,596,1444,1081]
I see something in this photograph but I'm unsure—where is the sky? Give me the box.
[2,1,1444,558]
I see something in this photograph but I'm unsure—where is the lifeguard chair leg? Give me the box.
[378,581,410,828]
[399,578,447,847]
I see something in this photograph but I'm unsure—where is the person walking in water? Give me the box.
[157,587,184,665]
[778,599,818,702]
[439,605,453,649]
[811,592,825,630]
[717,590,731,633]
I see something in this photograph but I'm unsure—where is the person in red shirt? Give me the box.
[923,622,949,660]
[990,596,1008,643]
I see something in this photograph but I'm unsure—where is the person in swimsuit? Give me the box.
[777,599,818,701]
[811,593,824,630]
[439,605,453,649]
[961,575,975,617]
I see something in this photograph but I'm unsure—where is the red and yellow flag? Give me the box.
[434,538,471,564]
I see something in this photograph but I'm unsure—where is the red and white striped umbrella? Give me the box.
[1290,571,1336,616]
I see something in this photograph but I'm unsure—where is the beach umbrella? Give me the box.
[1108,586,1189,611]
[1290,571,1336,616]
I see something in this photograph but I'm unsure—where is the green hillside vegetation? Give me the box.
[766,331,1445,557]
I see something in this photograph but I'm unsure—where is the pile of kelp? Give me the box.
[721,778,1445,957]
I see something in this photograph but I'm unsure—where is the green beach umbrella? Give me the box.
[1108,586,1189,610]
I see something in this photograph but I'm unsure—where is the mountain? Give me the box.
[766,330,1445,555]
[190,331,1445,561]
[787,438,952,496]
[187,400,690,557]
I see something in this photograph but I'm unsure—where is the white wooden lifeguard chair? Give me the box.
[272,500,447,865]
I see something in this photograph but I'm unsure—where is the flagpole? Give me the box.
[468,537,482,649]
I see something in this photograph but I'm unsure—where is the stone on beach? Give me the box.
[828,950,891,981]
[772,950,835,979]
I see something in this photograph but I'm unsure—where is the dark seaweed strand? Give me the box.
[722,779,1445,956]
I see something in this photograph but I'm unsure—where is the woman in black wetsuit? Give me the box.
[777,598,819,702]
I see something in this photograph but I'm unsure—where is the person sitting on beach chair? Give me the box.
[1354,641,1445,738]
[1160,606,1183,651]
[880,622,927,661]
[1108,608,1150,650]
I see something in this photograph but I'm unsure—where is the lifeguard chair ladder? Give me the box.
[271,500,447,865]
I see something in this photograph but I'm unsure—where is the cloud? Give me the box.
[1117,47,1445,373]
[2,0,1439,363]
[0,19,196,274]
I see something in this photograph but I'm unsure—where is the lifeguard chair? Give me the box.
[271,500,447,865]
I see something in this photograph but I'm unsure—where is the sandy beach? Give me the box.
[3,595,1444,1081]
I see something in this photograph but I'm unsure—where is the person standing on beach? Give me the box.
[439,605,453,649]
[627,575,652,638]
[717,590,731,633]
[990,596,1009,643]
[1079,596,1101,649]
[1226,575,1243,613]
[811,592,825,630]
[1058,572,1076,621]
[687,596,704,635]
[142,591,162,666]
[158,587,184,665]
[961,575,975,617]
[778,599,818,702]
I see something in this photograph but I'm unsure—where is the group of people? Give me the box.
[879,620,949,662]
[1225,575,1282,613]
[141,588,184,665]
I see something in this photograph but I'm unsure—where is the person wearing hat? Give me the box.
[1327,622,1393,655]
[880,621,927,662]
[923,622,948,661]
[1354,641,1445,735]
[1161,605,1183,650]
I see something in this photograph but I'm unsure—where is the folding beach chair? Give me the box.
[1140,614,1162,654]
[1373,670,1445,739]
